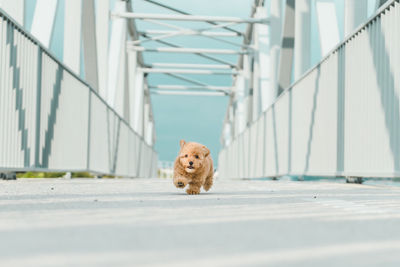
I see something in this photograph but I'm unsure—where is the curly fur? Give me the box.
[173,140,214,194]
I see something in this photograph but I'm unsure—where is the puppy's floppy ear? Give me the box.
[203,146,210,157]
[180,140,186,148]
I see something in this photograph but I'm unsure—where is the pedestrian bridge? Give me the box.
[1,0,400,266]
[1,178,400,267]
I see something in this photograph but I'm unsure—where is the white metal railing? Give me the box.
[219,0,400,179]
[0,8,157,177]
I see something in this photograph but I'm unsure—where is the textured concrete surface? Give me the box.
[1,178,400,267]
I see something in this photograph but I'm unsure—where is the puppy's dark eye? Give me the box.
[195,155,199,159]
[185,154,188,158]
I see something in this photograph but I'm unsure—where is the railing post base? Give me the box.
[346,176,363,184]
[0,172,17,180]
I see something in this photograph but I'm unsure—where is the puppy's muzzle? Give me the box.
[177,181,185,188]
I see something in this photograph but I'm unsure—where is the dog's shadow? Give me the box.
[169,192,217,196]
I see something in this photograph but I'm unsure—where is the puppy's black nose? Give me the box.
[177,182,184,187]
[189,161,193,165]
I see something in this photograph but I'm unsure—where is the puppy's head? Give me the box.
[178,140,210,174]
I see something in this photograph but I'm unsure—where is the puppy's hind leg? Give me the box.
[203,173,213,192]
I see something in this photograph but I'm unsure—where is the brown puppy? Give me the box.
[173,140,214,195]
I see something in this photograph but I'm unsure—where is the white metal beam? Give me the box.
[114,28,128,117]
[95,0,109,99]
[151,123,157,147]
[131,21,241,46]
[146,121,154,146]
[149,85,233,91]
[107,0,127,107]
[127,46,247,55]
[151,91,228,96]
[0,0,24,25]
[143,96,150,145]
[234,54,250,136]
[138,33,237,67]
[127,51,138,127]
[64,0,82,74]
[294,0,311,80]
[140,68,238,75]
[253,6,271,115]
[123,51,130,121]
[316,1,340,56]
[344,0,368,37]
[112,12,269,24]
[139,29,241,37]
[277,0,295,95]
[222,120,233,147]
[147,98,156,146]
[82,0,99,90]
[164,73,208,86]
[141,0,243,36]
[142,18,187,31]
[30,0,57,47]
[269,0,282,101]
[133,70,145,135]
[149,63,234,69]
[132,13,252,52]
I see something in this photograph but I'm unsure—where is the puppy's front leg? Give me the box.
[186,181,201,195]
[173,176,188,189]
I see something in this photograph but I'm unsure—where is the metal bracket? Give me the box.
[346,176,363,184]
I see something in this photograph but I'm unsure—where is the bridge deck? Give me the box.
[1,178,400,267]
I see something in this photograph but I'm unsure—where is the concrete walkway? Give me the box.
[1,178,400,267]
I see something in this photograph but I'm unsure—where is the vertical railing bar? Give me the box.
[86,90,92,171]
[136,138,142,177]
[263,112,267,177]
[0,15,3,166]
[112,119,121,174]
[6,20,12,168]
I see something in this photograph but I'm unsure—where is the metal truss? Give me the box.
[112,12,269,24]
[118,0,269,97]
[139,68,239,76]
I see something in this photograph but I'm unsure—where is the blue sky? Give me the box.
[22,0,380,166]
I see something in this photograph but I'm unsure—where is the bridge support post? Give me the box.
[95,0,110,99]
[315,1,340,56]
[253,6,271,115]
[64,0,82,73]
[344,0,367,37]
[82,0,99,91]
[277,0,295,96]
[30,0,57,47]
[269,0,282,103]
[294,0,311,80]
[107,0,127,111]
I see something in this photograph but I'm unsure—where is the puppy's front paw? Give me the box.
[186,188,200,195]
[174,177,188,189]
